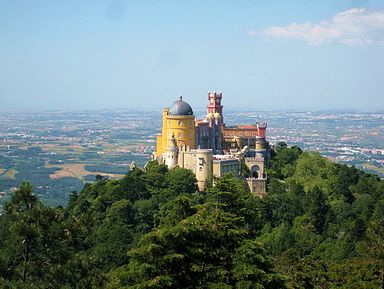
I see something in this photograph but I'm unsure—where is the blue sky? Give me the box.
[0,0,383,111]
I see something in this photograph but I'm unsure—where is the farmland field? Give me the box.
[0,109,382,208]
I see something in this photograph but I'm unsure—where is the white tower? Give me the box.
[195,149,213,191]
[164,134,179,169]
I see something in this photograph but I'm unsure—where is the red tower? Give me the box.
[256,122,267,138]
[207,91,223,117]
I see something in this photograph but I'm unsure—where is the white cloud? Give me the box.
[259,8,384,46]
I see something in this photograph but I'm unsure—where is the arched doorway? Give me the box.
[250,165,260,179]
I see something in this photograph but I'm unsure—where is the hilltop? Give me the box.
[0,143,383,288]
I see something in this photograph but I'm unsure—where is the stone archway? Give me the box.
[250,165,260,179]
[244,157,265,179]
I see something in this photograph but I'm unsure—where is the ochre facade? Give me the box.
[155,108,196,157]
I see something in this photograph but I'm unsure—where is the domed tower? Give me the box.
[155,96,196,158]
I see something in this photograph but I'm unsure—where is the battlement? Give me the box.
[256,122,267,128]
[244,157,265,162]
[246,177,267,181]
[208,91,222,99]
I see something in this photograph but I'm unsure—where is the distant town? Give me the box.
[0,109,383,207]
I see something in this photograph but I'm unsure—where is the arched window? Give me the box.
[250,165,260,178]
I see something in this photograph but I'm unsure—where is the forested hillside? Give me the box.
[0,143,383,289]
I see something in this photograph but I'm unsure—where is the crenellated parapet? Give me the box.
[244,157,265,162]
[256,122,267,128]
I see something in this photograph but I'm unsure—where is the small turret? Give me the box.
[255,137,264,151]
[164,134,179,169]
[195,149,213,191]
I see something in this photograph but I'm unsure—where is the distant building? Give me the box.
[154,92,270,196]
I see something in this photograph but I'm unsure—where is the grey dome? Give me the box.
[169,96,194,116]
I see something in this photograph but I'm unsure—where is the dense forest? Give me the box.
[0,142,383,288]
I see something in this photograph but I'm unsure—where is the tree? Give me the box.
[364,219,384,288]
[285,257,329,289]
[292,152,333,194]
[232,240,286,289]
[108,177,285,289]
[268,144,302,179]
[303,187,329,234]
[165,167,198,196]
[92,200,135,270]
[0,182,105,288]
[3,182,41,283]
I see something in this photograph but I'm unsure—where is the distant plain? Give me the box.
[0,109,383,207]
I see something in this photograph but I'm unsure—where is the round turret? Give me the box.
[165,134,179,169]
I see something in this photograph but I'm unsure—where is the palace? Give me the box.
[154,91,270,195]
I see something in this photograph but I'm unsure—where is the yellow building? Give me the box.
[155,96,196,157]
